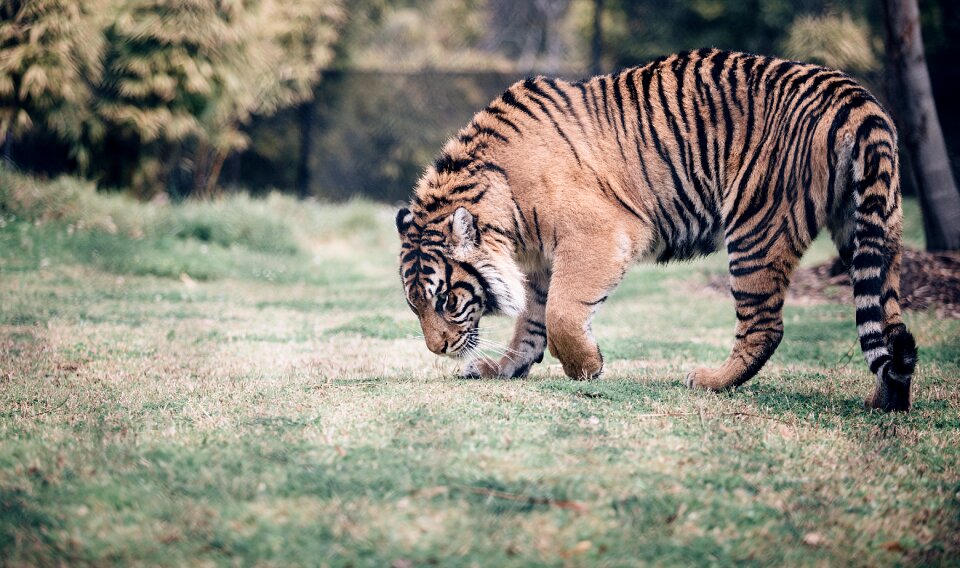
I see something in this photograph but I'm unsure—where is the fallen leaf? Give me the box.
[880,541,906,553]
[666,502,688,524]
[803,532,826,547]
[465,486,589,513]
[414,486,449,499]
[562,540,592,557]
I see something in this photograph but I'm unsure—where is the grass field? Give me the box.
[1,169,958,566]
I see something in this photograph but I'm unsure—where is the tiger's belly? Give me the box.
[643,221,725,264]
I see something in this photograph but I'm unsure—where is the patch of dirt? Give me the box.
[706,248,960,319]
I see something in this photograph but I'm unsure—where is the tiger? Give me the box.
[396,49,918,412]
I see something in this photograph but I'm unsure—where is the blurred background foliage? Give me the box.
[1,0,958,203]
[1,0,343,198]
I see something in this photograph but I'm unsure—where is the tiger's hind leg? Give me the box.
[685,242,803,391]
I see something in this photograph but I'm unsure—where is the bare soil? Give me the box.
[708,248,960,319]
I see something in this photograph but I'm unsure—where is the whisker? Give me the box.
[475,338,523,358]
[476,345,518,366]
[461,346,478,363]
[475,341,512,352]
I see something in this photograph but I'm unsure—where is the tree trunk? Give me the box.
[884,0,960,251]
[192,141,211,199]
[536,0,570,73]
[296,100,314,200]
[590,0,603,75]
[203,148,228,199]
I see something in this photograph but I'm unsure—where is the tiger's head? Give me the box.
[396,203,525,358]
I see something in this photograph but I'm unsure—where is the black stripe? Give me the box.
[434,154,472,174]
[530,282,548,304]
[523,77,559,108]
[527,320,546,331]
[485,105,523,133]
[500,89,539,121]
[542,77,572,107]
[611,71,628,135]
[526,326,547,338]
[524,92,583,166]
[449,183,476,195]
[467,189,487,204]
[458,261,497,312]
[532,207,544,249]
[869,354,891,374]
[473,161,509,180]
[473,126,508,142]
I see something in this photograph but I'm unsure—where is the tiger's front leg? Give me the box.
[462,266,551,378]
[546,245,628,380]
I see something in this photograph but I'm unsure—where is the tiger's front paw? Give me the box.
[461,357,501,379]
[462,356,537,379]
[559,350,604,381]
[684,367,726,391]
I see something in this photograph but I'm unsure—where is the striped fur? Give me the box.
[397,49,917,411]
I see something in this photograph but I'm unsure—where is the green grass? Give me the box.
[1,170,958,566]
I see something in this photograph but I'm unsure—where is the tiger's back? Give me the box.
[398,49,917,412]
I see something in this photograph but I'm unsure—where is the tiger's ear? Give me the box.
[396,207,413,235]
[450,207,480,252]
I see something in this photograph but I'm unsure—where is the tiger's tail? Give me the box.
[846,113,918,411]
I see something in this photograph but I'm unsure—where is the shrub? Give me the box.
[0,166,301,258]
[160,197,300,255]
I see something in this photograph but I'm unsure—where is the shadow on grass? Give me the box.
[0,488,64,562]
[537,370,957,433]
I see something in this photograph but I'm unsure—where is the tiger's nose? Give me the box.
[426,337,449,355]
